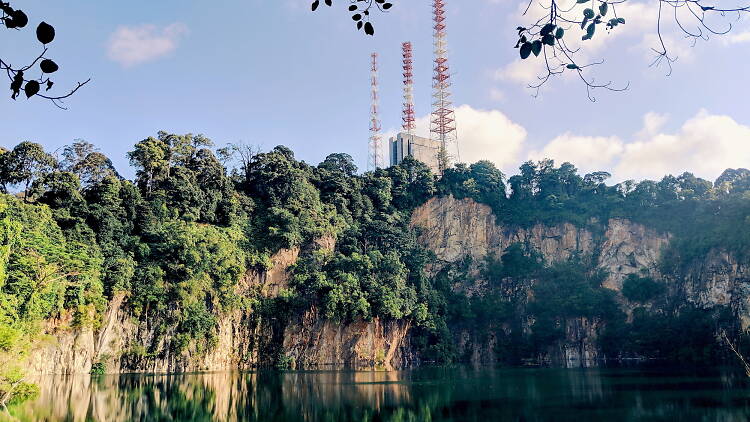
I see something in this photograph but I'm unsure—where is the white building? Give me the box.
[389,132,441,174]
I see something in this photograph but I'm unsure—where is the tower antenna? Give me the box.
[402,42,416,134]
[369,52,384,170]
[430,0,458,173]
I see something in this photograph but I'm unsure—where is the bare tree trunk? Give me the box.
[0,376,25,413]
[722,332,750,377]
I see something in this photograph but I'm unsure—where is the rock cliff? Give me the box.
[410,195,749,366]
[25,195,750,374]
[25,236,411,375]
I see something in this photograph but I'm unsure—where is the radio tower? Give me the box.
[368,52,384,170]
[430,0,458,173]
[402,42,416,134]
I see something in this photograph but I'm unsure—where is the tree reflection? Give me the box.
[9,367,750,421]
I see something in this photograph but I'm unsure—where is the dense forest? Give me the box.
[2,133,750,405]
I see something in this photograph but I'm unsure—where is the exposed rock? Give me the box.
[598,218,670,290]
[409,195,750,366]
[26,312,95,375]
[681,250,750,330]
[24,234,413,375]
[24,196,750,373]
[282,306,411,369]
[411,196,668,292]
[411,196,595,266]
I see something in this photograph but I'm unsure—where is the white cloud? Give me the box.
[489,88,506,101]
[615,111,750,181]
[107,23,188,67]
[528,134,624,175]
[723,31,750,44]
[636,112,669,139]
[386,105,750,183]
[526,111,750,182]
[383,105,527,172]
[453,105,527,170]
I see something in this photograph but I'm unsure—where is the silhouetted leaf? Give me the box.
[46,80,54,91]
[11,9,27,28]
[352,14,362,21]
[364,21,374,35]
[540,23,555,36]
[599,3,608,16]
[567,64,579,69]
[312,0,319,11]
[40,59,58,73]
[582,22,596,40]
[542,34,555,46]
[383,3,393,9]
[24,80,40,98]
[349,5,358,11]
[324,0,331,5]
[10,71,23,99]
[555,27,564,39]
[531,40,542,56]
[583,8,595,19]
[520,42,532,59]
[36,21,55,44]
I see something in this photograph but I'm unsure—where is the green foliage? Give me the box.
[3,135,750,401]
[292,249,421,322]
[0,194,103,405]
[90,361,106,375]
[243,146,337,252]
[275,351,295,370]
[0,141,57,200]
[622,274,666,303]
[623,305,733,362]
[130,221,246,352]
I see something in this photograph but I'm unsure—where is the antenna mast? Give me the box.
[369,52,384,170]
[402,42,416,134]
[430,0,458,173]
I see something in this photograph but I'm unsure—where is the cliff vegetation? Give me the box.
[2,135,750,405]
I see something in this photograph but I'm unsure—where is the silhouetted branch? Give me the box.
[313,1,750,99]
[1,1,89,107]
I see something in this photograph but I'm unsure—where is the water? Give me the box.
[8,366,750,421]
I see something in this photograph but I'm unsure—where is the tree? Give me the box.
[61,140,119,187]
[0,141,57,200]
[128,136,171,195]
[1,2,89,108]
[312,0,750,99]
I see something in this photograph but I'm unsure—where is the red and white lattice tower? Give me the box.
[368,52,384,170]
[430,0,458,173]
[402,42,416,134]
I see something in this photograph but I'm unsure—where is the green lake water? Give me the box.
[7,366,750,421]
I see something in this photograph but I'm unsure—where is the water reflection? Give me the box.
[9,367,750,421]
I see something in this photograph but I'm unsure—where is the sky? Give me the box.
[1,0,749,183]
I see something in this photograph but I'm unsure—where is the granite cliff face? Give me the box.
[25,236,411,375]
[410,196,750,366]
[24,195,750,374]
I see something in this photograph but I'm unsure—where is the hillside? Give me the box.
[2,135,750,404]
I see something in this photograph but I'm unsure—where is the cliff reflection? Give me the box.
[9,367,750,421]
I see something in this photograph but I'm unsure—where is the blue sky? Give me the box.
[1,0,749,182]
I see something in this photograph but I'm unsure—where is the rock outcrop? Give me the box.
[25,195,750,373]
[25,234,412,375]
[410,195,750,366]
